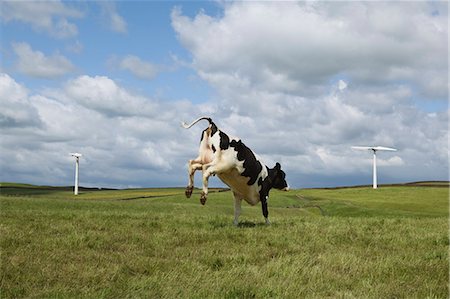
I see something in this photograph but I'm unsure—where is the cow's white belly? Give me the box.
[218,169,260,205]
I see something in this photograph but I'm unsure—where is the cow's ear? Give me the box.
[275,162,281,170]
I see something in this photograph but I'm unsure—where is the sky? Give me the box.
[1,1,448,189]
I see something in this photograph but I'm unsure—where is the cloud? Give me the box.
[338,80,347,91]
[109,55,159,80]
[172,2,447,100]
[0,0,82,38]
[62,75,159,116]
[1,2,448,188]
[66,40,84,54]
[0,72,447,188]
[170,2,448,186]
[99,2,127,34]
[0,74,207,188]
[12,42,75,78]
[0,73,42,128]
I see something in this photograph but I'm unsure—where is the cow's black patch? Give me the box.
[219,131,230,150]
[264,163,288,190]
[257,163,288,220]
[199,120,218,142]
[210,122,218,136]
[230,140,262,186]
[200,128,207,142]
[261,195,269,218]
[259,170,273,199]
[212,144,216,153]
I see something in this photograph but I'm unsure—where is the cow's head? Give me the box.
[270,162,289,191]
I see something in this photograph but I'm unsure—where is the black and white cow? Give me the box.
[182,117,289,225]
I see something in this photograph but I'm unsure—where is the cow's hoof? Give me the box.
[185,186,194,198]
[200,192,207,205]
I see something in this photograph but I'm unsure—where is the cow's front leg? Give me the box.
[261,195,270,225]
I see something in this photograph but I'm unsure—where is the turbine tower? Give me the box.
[70,153,82,195]
[351,146,397,189]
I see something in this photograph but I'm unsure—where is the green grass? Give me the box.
[1,183,448,298]
[296,186,448,217]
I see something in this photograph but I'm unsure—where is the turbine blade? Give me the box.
[351,146,372,151]
[374,146,397,151]
[351,146,397,152]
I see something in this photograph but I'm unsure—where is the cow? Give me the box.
[181,116,289,225]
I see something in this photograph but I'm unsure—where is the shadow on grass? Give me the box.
[237,221,268,228]
[208,219,269,229]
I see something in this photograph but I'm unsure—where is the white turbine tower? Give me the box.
[351,146,397,189]
[70,153,82,195]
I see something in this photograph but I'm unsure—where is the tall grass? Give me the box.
[1,185,448,298]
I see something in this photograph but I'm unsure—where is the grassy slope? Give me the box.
[1,184,448,298]
[296,186,448,217]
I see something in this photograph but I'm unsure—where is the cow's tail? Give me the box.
[181,116,214,129]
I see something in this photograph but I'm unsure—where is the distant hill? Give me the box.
[0,182,117,191]
[314,181,449,190]
[1,181,448,191]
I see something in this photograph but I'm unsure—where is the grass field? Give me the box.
[1,182,449,298]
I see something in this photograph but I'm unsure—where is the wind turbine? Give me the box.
[351,146,397,189]
[70,153,82,195]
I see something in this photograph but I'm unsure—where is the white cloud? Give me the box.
[99,2,127,34]
[418,71,449,99]
[338,80,347,91]
[0,74,201,188]
[172,2,447,100]
[170,2,448,186]
[66,40,83,54]
[110,55,159,80]
[12,42,75,78]
[1,2,448,188]
[110,13,127,34]
[63,75,159,116]
[0,1,82,38]
[0,72,447,188]
[0,73,42,128]
[379,156,404,167]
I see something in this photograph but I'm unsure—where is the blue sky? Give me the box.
[2,2,219,101]
[1,1,448,188]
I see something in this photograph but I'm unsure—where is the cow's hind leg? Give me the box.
[233,192,243,226]
[186,158,202,198]
[200,165,210,205]
[200,161,231,205]
[199,162,212,205]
